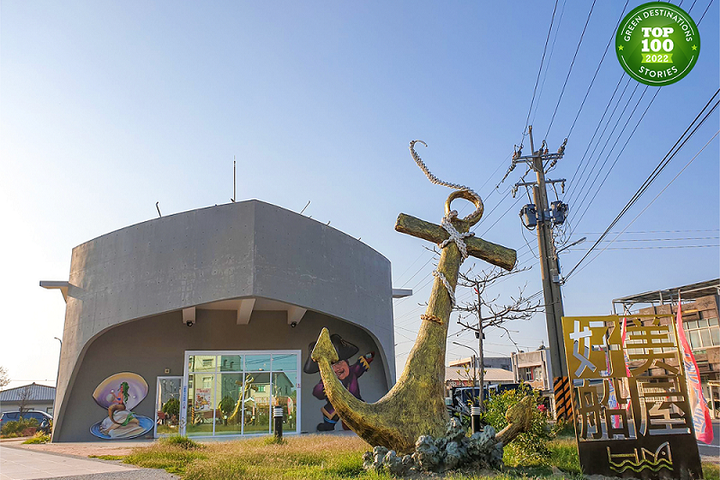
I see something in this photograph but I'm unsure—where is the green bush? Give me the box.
[158,435,204,450]
[483,383,554,466]
[23,432,51,444]
[1,417,39,436]
[218,395,235,421]
[162,398,180,419]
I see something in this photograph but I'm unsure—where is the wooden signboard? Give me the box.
[561,315,703,479]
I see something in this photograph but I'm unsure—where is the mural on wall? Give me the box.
[303,333,374,431]
[90,372,154,440]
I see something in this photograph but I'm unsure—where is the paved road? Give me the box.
[0,446,175,480]
[697,420,719,459]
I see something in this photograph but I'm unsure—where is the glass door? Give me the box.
[154,376,182,438]
[181,350,301,437]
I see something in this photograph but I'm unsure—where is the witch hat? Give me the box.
[303,333,359,374]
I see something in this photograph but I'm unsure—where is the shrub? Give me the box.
[162,398,180,419]
[159,435,204,450]
[218,396,235,423]
[483,383,554,466]
[23,432,51,444]
[1,417,39,436]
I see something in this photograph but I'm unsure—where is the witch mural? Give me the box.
[304,334,374,431]
[90,372,154,439]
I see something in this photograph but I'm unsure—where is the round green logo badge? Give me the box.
[616,2,700,86]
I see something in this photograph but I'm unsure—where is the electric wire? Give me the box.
[570,87,661,235]
[543,0,597,141]
[563,90,720,281]
[566,0,631,139]
[564,128,719,279]
[522,0,561,142]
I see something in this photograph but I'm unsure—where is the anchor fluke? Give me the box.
[311,327,339,365]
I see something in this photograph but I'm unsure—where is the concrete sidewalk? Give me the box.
[0,445,140,480]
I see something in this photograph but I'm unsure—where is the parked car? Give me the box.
[0,410,53,433]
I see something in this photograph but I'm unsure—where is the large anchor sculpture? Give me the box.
[312,141,518,454]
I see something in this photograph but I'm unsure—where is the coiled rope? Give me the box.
[409,140,483,307]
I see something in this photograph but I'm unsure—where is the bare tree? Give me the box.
[454,266,541,411]
[18,385,34,413]
[0,366,9,389]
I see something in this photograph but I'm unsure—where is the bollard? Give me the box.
[471,406,482,434]
[273,406,284,440]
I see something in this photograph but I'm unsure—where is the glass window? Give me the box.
[707,317,719,326]
[183,352,299,437]
[699,329,712,347]
[220,355,243,372]
[273,371,297,433]
[215,373,243,436]
[243,372,271,434]
[246,354,271,371]
[186,373,215,436]
[688,331,701,349]
[272,354,297,371]
[698,318,708,328]
[189,355,217,373]
[686,320,698,330]
[711,328,720,346]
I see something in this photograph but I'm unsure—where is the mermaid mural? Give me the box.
[90,372,154,439]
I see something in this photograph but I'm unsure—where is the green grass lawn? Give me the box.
[115,434,719,480]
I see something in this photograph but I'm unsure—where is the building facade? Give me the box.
[43,200,397,441]
[510,348,553,392]
[0,383,56,415]
[613,279,720,419]
[448,356,512,372]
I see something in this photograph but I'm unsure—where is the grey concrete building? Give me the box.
[42,200,398,441]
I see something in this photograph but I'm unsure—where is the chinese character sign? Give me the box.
[562,315,703,479]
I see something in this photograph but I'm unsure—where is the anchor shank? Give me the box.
[395,213,516,271]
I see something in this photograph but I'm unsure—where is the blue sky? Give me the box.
[1,1,718,388]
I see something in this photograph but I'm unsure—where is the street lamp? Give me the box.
[53,337,62,387]
[452,341,479,393]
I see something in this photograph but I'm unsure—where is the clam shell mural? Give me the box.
[90,372,154,440]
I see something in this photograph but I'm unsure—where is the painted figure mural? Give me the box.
[90,372,154,439]
[303,334,374,431]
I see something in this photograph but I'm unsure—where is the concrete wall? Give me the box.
[54,200,395,441]
[56,309,388,442]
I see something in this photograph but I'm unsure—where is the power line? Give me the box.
[565,76,629,201]
[570,86,659,231]
[566,77,633,204]
[563,90,720,281]
[543,0,597,141]
[522,0,561,140]
[565,129,719,278]
[566,0,630,138]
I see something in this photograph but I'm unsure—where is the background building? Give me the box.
[0,383,56,415]
[42,200,399,441]
[448,356,512,372]
[613,279,720,419]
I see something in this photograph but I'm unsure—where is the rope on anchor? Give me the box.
[432,270,456,307]
[439,213,474,260]
[409,140,483,223]
[409,139,483,308]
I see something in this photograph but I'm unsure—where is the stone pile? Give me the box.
[362,418,504,475]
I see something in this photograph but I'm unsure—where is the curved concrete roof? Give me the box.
[53,200,395,435]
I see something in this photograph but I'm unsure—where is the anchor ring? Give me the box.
[445,190,484,227]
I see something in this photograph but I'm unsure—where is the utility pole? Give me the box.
[505,125,571,420]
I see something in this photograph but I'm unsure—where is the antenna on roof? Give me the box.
[300,200,311,215]
[156,202,162,217]
[231,156,236,202]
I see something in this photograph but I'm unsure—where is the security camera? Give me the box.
[290,321,298,328]
[186,320,195,327]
